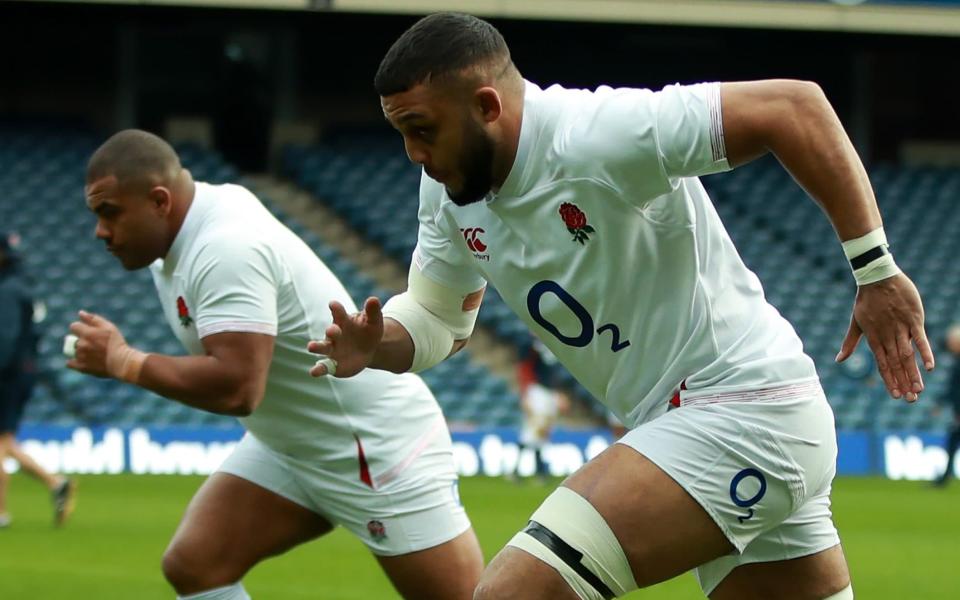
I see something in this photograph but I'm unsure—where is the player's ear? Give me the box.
[149,185,172,216]
[475,86,503,124]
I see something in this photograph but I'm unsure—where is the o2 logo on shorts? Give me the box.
[526,280,629,353]
[729,468,767,524]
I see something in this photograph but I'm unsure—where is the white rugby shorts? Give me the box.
[217,418,470,556]
[618,379,841,594]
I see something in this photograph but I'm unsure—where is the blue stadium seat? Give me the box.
[10,125,959,432]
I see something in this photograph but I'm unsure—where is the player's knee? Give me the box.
[474,547,585,600]
[472,580,502,600]
[472,548,542,600]
[162,545,200,592]
[472,567,524,600]
[162,544,236,593]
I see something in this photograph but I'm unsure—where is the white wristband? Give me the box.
[852,252,901,285]
[841,228,888,260]
[841,227,901,286]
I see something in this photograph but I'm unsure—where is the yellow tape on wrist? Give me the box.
[107,346,148,384]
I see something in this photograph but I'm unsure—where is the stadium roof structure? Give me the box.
[22,0,960,37]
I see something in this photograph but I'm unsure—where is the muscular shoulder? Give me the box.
[188,228,279,283]
[556,85,656,166]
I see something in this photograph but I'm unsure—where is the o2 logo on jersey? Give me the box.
[526,280,629,353]
[460,227,490,262]
[730,468,767,523]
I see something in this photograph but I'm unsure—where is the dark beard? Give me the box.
[447,121,496,206]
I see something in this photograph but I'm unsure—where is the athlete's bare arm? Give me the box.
[67,311,273,415]
[720,79,934,402]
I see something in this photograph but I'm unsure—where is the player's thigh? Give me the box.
[566,443,735,586]
[166,471,333,569]
[375,528,484,600]
[705,486,848,599]
[710,545,849,600]
[477,446,731,600]
[320,435,480,598]
[165,433,335,579]
[491,392,838,598]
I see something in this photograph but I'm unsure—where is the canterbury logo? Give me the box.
[460,227,487,253]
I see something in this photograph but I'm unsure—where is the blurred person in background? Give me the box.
[69,130,482,600]
[933,324,960,487]
[0,232,76,528]
[513,338,566,483]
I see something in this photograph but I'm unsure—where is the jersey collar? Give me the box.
[163,182,209,272]
[491,80,539,201]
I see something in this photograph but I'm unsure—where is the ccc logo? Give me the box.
[460,227,487,253]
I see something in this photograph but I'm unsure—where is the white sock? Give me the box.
[177,582,251,600]
[823,584,854,600]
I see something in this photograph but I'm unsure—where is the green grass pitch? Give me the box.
[0,475,957,598]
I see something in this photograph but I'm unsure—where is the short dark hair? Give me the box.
[87,129,181,188]
[375,13,511,96]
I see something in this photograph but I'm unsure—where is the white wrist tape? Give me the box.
[382,265,482,372]
[851,253,900,286]
[841,227,901,286]
[841,228,887,260]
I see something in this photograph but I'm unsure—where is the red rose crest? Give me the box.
[176,296,193,328]
[559,202,595,245]
[367,519,387,541]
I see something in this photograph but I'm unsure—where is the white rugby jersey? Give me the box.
[150,182,445,481]
[414,81,818,427]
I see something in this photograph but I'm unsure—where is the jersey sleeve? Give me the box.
[565,82,731,207]
[185,235,279,339]
[411,172,487,293]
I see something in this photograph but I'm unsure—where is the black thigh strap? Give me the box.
[523,520,616,599]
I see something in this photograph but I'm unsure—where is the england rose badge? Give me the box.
[559,202,595,244]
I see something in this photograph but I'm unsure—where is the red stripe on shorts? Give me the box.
[669,380,687,408]
[355,435,373,488]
